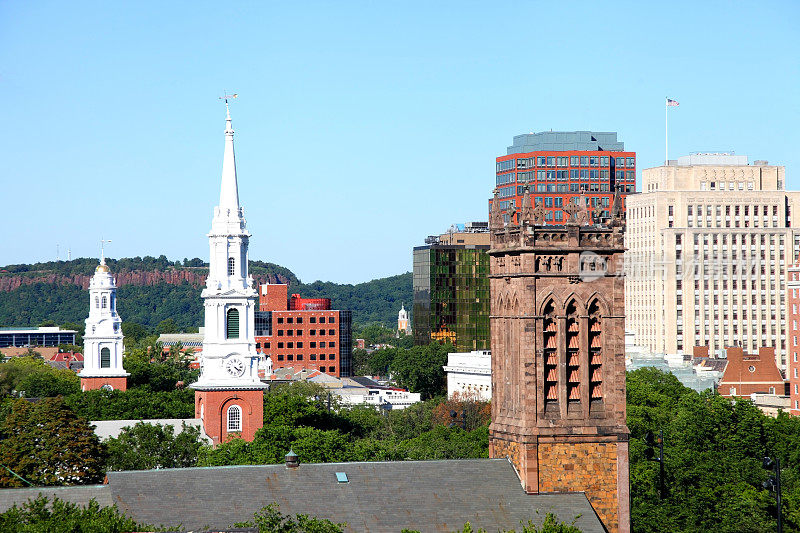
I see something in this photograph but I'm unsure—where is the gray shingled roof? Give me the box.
[0,485,112,511]
[0,459,604,532]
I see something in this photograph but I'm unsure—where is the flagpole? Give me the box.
[665,97,668,165]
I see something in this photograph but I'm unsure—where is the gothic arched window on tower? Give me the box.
[588,299,603,406]
[100,347,111,368]
[228,257,235,276]
[101,296,107,309]
[227,404,242,432]
[226,308,240,339]
[565,300,581,409]
[542,300,558,409]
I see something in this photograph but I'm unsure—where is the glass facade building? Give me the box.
[0,327,77,348]
[413,244,491,352]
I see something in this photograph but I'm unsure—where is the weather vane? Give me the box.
[219,92,238,104]
[100,239,112,264]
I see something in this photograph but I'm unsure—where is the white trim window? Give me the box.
[227,405,242,432]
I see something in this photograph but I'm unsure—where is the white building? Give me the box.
[626,154,800,369]
[79,255,129,390]
[330,377,421,410]
[443,350,492,401]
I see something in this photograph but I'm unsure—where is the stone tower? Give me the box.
[488,194,630,532]
[80,254,129,391]
[192,97,266,445]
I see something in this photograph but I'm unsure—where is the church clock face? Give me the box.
[224,356,245,378]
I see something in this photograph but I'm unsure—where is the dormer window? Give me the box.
[228,257,235,276]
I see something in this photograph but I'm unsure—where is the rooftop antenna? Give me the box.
[56,244,59,262]
[67,248,71,261]
[100,239,112,265]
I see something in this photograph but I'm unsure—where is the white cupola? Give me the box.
[80,254,129,386]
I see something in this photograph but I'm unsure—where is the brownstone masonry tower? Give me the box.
[488,191,630,533]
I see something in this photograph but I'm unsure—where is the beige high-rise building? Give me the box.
[626,153,800,369]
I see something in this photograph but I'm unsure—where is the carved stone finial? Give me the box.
[564,199,582,226]
[490,188,504,230]
[532,204,547,225]
[520,185,534,225]
[609,189,626,228]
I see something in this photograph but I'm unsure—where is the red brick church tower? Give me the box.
[488,191,630,532]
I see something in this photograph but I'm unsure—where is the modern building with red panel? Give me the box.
[255,284,352,377]
[788,263,800,415]
[492,131,636,224]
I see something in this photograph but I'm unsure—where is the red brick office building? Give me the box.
[255,284,352,377]
[492,131,636,225]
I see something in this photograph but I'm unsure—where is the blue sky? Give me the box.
[1,1,798,283]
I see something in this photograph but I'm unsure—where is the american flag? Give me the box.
[667,98,679,107]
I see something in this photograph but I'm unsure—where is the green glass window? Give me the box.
[100,347,110,368]
[227,308,240,339]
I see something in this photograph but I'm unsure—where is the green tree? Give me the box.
[65,388,195,420]
[356,323,396,346]
[18,369,79,397]
[444,513,582,533]
[234,503,345,533]
[0,495,148,532]
[390,342,452,399]
[121,322,149,343]
[155,318,178,335]
[105,422,202,471]
[0,397,106,487]
[627,368,777,533]
[0,356,77,397]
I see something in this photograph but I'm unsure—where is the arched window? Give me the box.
[228,257,235,276]
[565,300,580,405]
[226,308,240,339]
[95,296,99,309]
[227,405,242,432]
[588,300,603,404]
[110,294,115,310]
[101,296,107,309]
[542,299,558,407]
[100,347,111,368]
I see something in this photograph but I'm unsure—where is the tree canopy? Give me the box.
[0,397,106,487]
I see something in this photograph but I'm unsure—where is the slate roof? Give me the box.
[91,418,211,444]
[0,459,604,532]
[0,485,112,511]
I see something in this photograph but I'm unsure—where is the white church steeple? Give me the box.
[80,249,129,391]
[218,99,240,212]
[193,97,265,392]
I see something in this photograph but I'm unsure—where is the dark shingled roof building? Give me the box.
[0,459,605,532]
